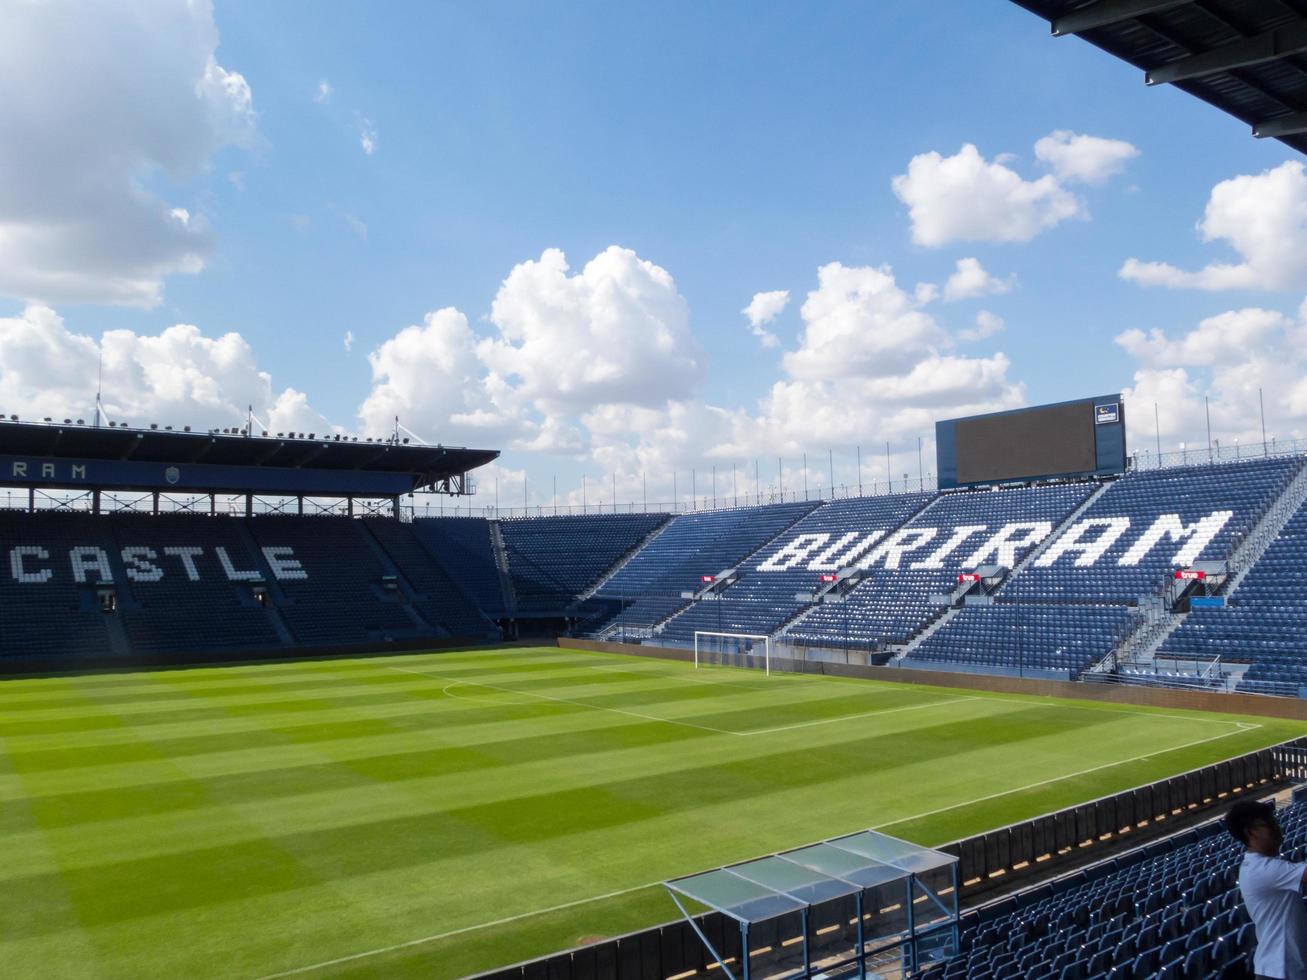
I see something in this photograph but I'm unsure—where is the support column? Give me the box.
[92,489,101,515]
[27,486,34,512]
[392,495,401,519]
[347,497,354,517]
[152,491,160,516]
[209,493,215,515]
[297,496,304,516]
[245,493,253,518]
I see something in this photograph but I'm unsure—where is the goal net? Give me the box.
[694,631,773,676]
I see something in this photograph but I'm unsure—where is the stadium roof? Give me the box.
[1012,0,1307,156]
[0,419,498,495]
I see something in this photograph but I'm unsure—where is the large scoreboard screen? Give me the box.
[936,395,1125,489]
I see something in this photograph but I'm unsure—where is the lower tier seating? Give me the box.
[926,800,1307,980]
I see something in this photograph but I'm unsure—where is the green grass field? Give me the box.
[1,645,1302,979]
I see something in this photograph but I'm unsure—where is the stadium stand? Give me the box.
[0,511,123,663]
[1162,497,1307,698]
[244,515,454,646]
[412,517,507,618]
[924,799,1307,980]
[496,513,668,615]
[785,482,1095,653]
[591,501,819,635]
[1003,458,1302,605]
[363,517,499,638]
[113,512,283,656]
[655,492,931,643]
[908,604,1135,676]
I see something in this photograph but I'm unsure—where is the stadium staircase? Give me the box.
[487,520,518,618]
[1001,479,1115,587]
[233,520,297,645]
[890,482,1115,665]
[1095,457,1307,685]
[577,515,673,602]
[782,492,948,656]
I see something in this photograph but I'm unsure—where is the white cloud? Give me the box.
[0,305,328,433]
[782,262,946,381]
[1115,308,1288,367]
[359,115,377,155]
[359,307,503,443]
[0,0,254,307]
[741,290,788,348]
[1034,130,1138,185]
[480,246,703,412]
[959,310,1005,342]
[942,257,1014,302]
[343,330,354,353]
[1118,303,1307,449]
[1121,161,1307,291]
[891,143,1082,247]
[314,80,333,104]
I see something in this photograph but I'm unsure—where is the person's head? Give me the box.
[1227,800,1283,855]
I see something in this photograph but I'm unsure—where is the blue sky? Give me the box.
[2,1,1305,507]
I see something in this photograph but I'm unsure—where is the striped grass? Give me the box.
[0,646,1300,979]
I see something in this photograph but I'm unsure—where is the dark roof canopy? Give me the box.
[0,420,498,495]
[1012,0,1307,156]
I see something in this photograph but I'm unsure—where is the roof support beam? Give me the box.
[1254,109,1307,138]
[1147,19,1307,85]
[1052,0,1191,37]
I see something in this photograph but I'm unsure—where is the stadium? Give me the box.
[9,2,1307,980]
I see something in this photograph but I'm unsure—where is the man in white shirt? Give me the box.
[1228,800,1307,980]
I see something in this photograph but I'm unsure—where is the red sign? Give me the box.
[818,574,838,583]
[957,573,981,583]
[700,574,714,583]
[1174,569,1206,580]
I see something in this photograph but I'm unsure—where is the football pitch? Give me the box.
[2,646,1303,979]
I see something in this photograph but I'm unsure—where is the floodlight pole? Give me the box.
[828,448,834,498]
[1205,395,1213,463]
[802,452,808,500]
[857,444,862,496]
[918,436,924,490]
[778,457,783,499]
[1260,387,1268,455]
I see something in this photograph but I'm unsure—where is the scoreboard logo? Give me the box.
[1095,403,1120,425]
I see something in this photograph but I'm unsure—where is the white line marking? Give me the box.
[389,665,982,738]
[253,716,1269,979]
[387,664,742,735]
[251,882,652,980]
[744,697,981,735]
[873,721,1263,829]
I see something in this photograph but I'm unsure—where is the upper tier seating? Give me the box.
[1160,497,1307,697]
[593,501,819,632]
[786,482,1095,651]
[497,513,668,614]
[927,800,1307,980]
[1003,457,1302,606]
[656,493,930,642]
[412,517,505,617]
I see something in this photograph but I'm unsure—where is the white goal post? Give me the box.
[693,631,773,676]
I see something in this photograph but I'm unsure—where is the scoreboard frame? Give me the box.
[935,394,1126,490]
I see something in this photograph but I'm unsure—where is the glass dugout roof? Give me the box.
[665,830,957,924]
